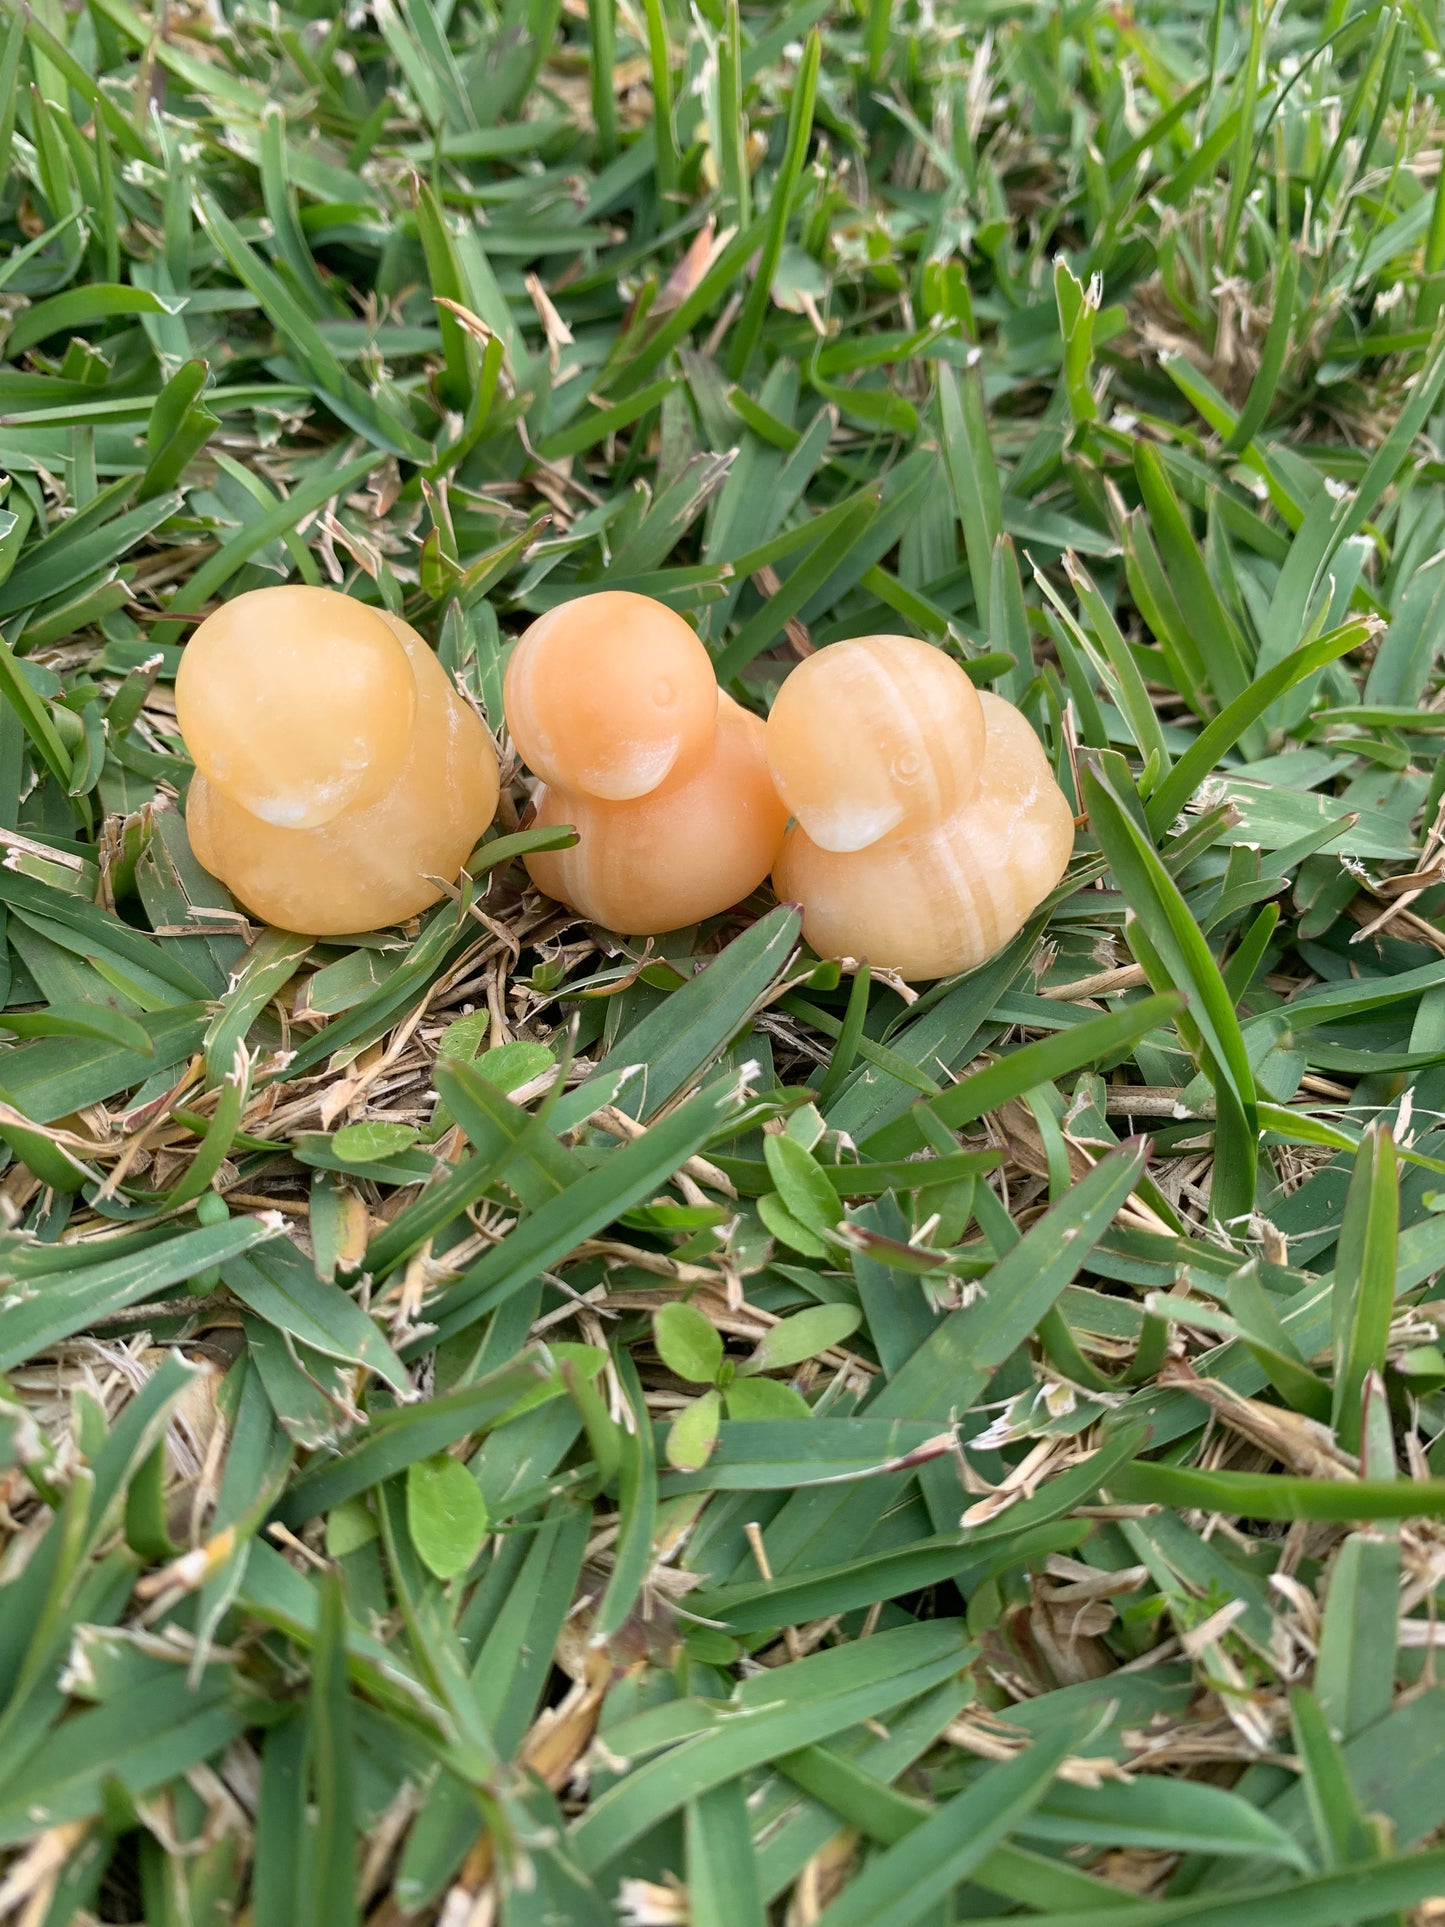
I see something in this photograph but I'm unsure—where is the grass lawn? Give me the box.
[4,0,1445,1920]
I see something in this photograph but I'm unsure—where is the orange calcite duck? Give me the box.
[768,636,1074,979]
[505,592,786,933]
[178,586,499,935]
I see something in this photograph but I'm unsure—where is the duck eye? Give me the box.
[653,678,676,708]
[892,749,923,782]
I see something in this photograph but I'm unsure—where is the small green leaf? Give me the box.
[332,1120,420,1162]
[405,1453,489,1581]
[758,1189,832,1257]
[654,1301,725,1384]
[743,1304,861,1375]
[666,1390,722,1472]
[428,1032,555,1138]
[437,1022,554,1088]
[325,1496,378,1560]
[764,1133,840,1232]
[726,1378,810,1420]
